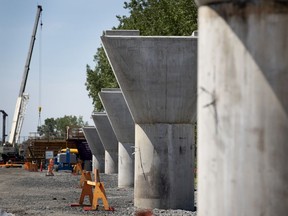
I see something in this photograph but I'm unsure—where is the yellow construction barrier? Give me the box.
[71,170,92,207]
[72,161,83,176]
[30,163,38,172]
[23,162,38,172]
[71,169,114,211]
[24,162,30,170]
[0,161,22,168]
[79,170,92,188]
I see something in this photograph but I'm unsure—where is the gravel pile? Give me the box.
[0,167,196,216]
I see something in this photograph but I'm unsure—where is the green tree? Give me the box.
[118,0,198,36]
[37,118,57,138]
[37,115,88,139]
[85,47,118,111]
[85,0,198,111]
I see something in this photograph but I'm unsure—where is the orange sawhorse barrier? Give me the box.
[72,162,83,175]
[71,169,114,211]
[24,162,38,172]
[71,171,92,207]
[79,170,92,188]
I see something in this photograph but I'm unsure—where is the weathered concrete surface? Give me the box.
[135,124,195,210]
[99,89,135,143]
[101,32,197,210]
[195,0,233,6]
[195,0,285,6]
[92,155,100,173]
[101,35,197,124]
[99,88,135,188]
[105,30,140,36]
[197,1,288,216]
[92,113,118,174]
[118,142,134,187]
[82,126,105,172]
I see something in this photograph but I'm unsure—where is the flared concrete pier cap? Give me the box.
[195,0,280,6]
[82,126,105,172]
[92,112,118,173]
[195,0,228,5]
[99,88,135,143]
[99,88,135,187]
[92,113,118,152]
[101,32,197,123]
[101,30,197,210]
[82,126,105,156]
[105,30,140,36]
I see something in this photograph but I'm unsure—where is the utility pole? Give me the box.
[0,110,8,144]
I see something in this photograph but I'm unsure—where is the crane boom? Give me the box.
[8,5,43,146]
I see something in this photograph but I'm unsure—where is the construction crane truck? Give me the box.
[1,5,43,163]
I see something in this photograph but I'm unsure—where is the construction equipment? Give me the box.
[1,6,42,164]
[55,148,77,171]
[61,148,79,154]
[8,5,43,149]
[0,110,8,162]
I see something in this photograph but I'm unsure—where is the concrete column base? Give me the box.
[198,2,288,216]
[92,155,104,173]
[118,142,134,188]
[104,150,118,174]
[134,123,195,210]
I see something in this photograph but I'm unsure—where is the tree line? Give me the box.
[85,0,198,111]
[37,115,88,139]
[38,0,198,136]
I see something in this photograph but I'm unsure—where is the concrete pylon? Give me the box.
[196,1,288,216]
[101,31,197,210]
[92,113,118,174]
[82,126,105,173]
[99,88,135,188]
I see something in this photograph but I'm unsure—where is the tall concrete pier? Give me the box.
[92,113,118,174]
[101,31,197,210]
[99,88,135,188]
[82,126,105,172]
[196,1,288,215]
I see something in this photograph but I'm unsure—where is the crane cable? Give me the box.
[38,14,43,129]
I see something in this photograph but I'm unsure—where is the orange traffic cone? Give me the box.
[46,158,54,176]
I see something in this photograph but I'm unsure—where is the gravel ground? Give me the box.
[0,167,197,216]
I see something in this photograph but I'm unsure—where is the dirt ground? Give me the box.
[0,167,196,216]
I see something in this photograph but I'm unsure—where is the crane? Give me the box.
[7,5,43,148]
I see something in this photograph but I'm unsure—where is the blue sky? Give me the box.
[0,0,128,142]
